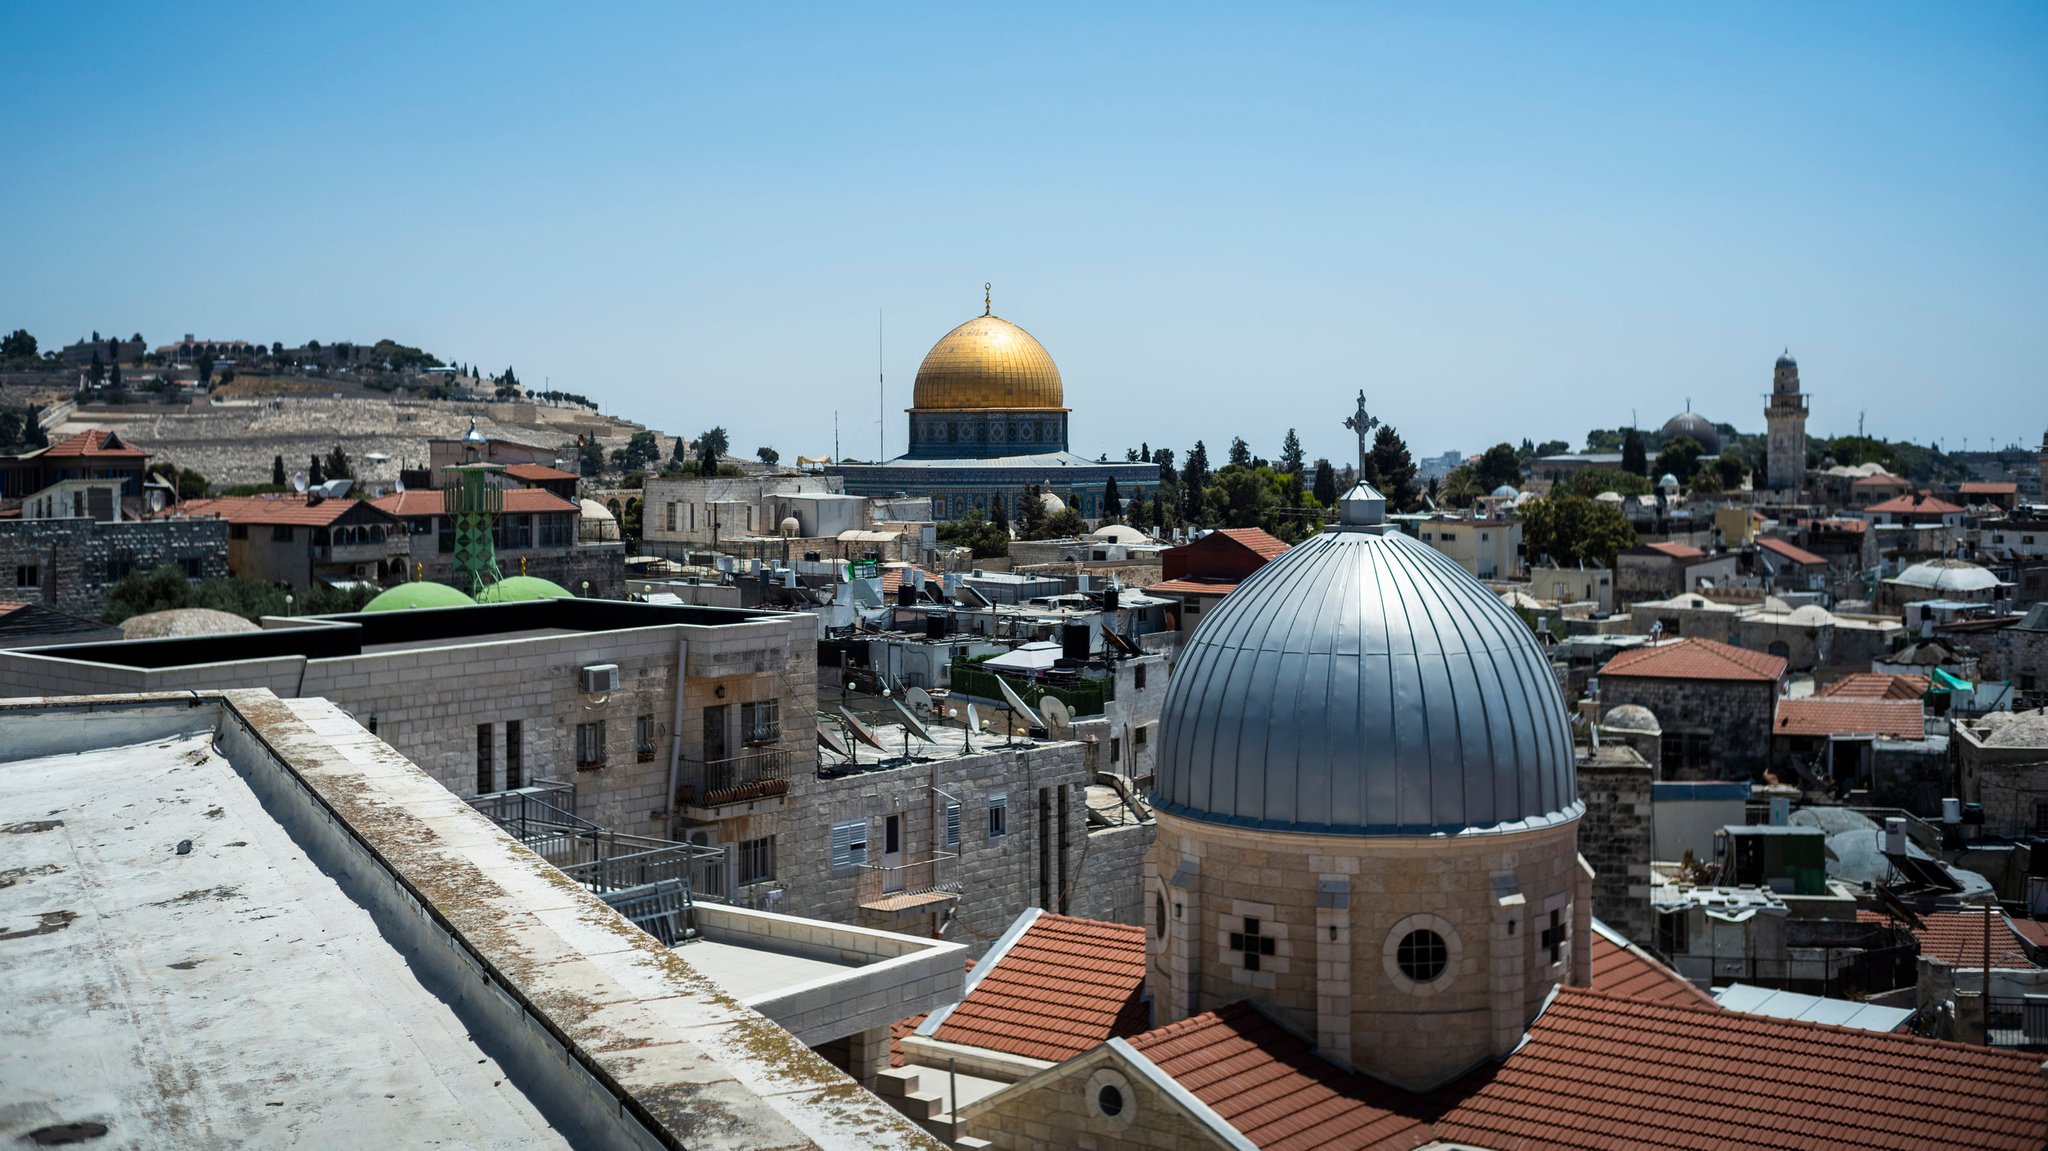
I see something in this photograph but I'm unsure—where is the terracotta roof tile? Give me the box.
[38,429,149,459]
[1215,528,1292,562]
[1599,638,1786,683]
[1961,482,2019,495]
[1853,474,1911,487]
[1126,1003,1437,1151]
[505,462,578,482]
[1588,926,1718,1009]
[1146,577,1243,597]
[1819,673,1930,701]
[931,913,1147,1062]
[1434,988,2048,1151]
[370,489,579,517]
[173,494,388,527]
[1774,698,1925,740]
[879,565,931,595]
[1866,492,1966,515]
[1910,910,2035,969]
[1757,536,1827,566]
[1643,541,1707,560]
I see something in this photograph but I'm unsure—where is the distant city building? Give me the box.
[58,335,146,367]
[830,298,1156,522]
[170,492,409,590]
[1765,350,1809,491]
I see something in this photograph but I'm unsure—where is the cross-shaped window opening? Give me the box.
[1541,909,1567,965]
[1228,917,1277,971]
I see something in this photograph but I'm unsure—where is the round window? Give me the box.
[1154,893,1167,940]
[1397,929,1448,983]
[1096,1084,1124,1118]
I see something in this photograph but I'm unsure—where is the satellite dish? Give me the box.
[891,698,937,744]
[146,489,166,513]
[906,686,935,715]
[1040,695,1073,739]
[996,676,1044,731]
[816,722,850,758]
[291,472,308,494]
[394,476,406,493]
[966,702,984,733]
[838,706,887,751]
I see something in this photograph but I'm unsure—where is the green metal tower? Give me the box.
[443,462,506,597]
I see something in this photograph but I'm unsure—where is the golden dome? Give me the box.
[911,314,1065,411]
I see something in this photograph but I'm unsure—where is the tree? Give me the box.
[1228,437,1252,469]
[1181,441,1211,521]
[1653,435,1705,485]
[938,512,1009,559]
[1311,459,1337,506]
[991,494,1010,534]
[0,329,38,364]
[1439,464,1483,508]
[272,455,287,487]
[1280,429,1305,475]
[1565,469,1651,500]
[1534,439,1570,458]
[1621,428,1648,476]
[308,454,326,487]
[324,443,355,481]
[1474,443,1521,492]
[88,350,105,387]
[1365,425,1421,513]
[669,436,688,468]
[1151,491,1167,531]
[1018,484,1048,539]
[756,446,780,466]
[1518,490,1638,569]
[1127,488,1151,531]
[197,352,215,390]
[695,426,730,473]
[109,362,122,392]
[577,438,605,476]
[1102,474,1122,522]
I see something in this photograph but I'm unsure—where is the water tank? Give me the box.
[1061,621,1090,662]
[897,582,917,607]
[1883,817,1907,856]
[1769,796,1789,826]
[1942,797,1962,824]
[1103,585,1119,612]
[926,614,951,640]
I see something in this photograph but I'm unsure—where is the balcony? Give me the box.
[856,852,960,913]
[676,748,790,817]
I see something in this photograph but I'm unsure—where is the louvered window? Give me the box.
[944,799,961,848]
[830,820,869,871]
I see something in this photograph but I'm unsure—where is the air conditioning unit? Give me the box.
[580,663,620,694]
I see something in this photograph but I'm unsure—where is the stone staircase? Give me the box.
[872,1066,991,1149]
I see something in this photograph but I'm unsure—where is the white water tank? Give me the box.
[1942,797,1963,824]
[1883,817,1908,856]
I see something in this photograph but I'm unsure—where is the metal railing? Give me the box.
[1987,995,2048,1048]
[703,747,787,793]
[855,852,960,908]
[468,781,730,903]
[601,879,698,946]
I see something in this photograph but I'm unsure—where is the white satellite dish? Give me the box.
[291,472,308,494]
[906,686,935,715]
[394,476,406,493]
[816,722,850,758]
[891,698,937,744]
[1040,696,1073,739]
[838,706,887,751]
[966,702,984,733]
[996,676,1044,731]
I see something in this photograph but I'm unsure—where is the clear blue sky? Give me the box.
[5,3,2043,465]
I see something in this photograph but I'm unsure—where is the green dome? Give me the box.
[475,575,575,603]
[362,582,478,612]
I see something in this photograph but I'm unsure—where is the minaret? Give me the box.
[2038,429,2048,500]
[1765,350,1807,491]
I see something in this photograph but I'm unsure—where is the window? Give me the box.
[1540,908,1569,966]
[1154,893,1167,940]
[1135,725,1148,747]
[437,518,454,554]
[987,791,1009,839]
[636,713,657,762]
[179,557,204,580]
[2035,802,2048,836]
[105,557,134,582]
[1095,1085,1124,1118]
[538,515,572,548]
[1397,929,1448,982]
[829,820,869,870]
[505,721,523,790]
[1135,664,1147,691]
[944,798,961,847]
[737,836,775,885]
[229,524,249,540]
[576,720,606,768]
[741,699,780,744]
[272,525,294,542]
[13,565,37,589]
[1110,736,1121,764]
[1229,916,1276,972]
[1440,531,1457,542]
[475,724,493,793]
[1656,910,1689,956]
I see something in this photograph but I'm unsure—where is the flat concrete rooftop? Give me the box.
[1,728,568,1148]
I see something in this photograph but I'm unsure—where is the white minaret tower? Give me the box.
[1765,350,1807,492]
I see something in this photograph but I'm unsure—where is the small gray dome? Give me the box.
[1660,411,1721,455]
[1601,704,1661,734]
[1153,525,1581,837]
[1777,350,1797,368]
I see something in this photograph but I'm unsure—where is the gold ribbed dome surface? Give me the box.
[911,314,1065,411]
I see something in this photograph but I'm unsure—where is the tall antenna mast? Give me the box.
[834,410,840,464]
[878,308,885,461]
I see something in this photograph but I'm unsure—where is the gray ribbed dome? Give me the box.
[1153,526,1580,837]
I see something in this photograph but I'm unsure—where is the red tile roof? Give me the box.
[1599,638,1786,683]
[1215,527,1293,562]
[1127,1002,1436,1151]
[1866,492,1966,515]
[1435,988,2048,1151]
[879,565,931,595]
[930,913,1148,1062]
[1774,698,1925,740]
[1802,517,1868,533]
[1852,473,1911,487]
[39,429,149,459]
[1961,482,2020,495]
[174,494,379,526]
[1643,540,1707,559]
[1820,673,1930,701]
[1146,577,1244,597]
[505,462,578,482]
[370,489,579,517]
[1588,926,1717,1009]
[1757,536,1827,566]
[1912,910,2035,969]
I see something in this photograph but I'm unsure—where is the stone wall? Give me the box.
[957,1045,1229,1150]
[0,518,229,618]
[1576,748,1654,946]
[1068,820,1155,927]
[1598,675,1776,782]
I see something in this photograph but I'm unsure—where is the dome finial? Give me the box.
[1340,390,1386,528]
[984,282,991,316]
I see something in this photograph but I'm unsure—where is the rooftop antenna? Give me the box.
[878,308,885,462]
[1859,410,1866,438]
[834,409,840,464]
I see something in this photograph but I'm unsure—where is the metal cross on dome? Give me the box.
[1344,390,1380,478]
